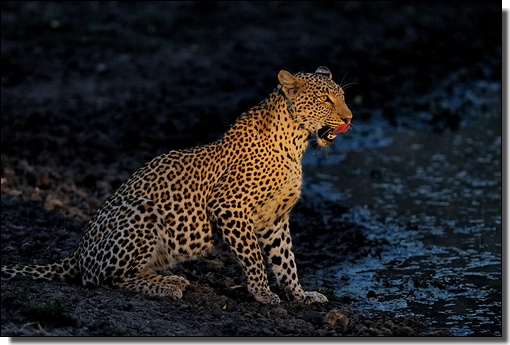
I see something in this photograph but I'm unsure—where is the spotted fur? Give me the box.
[2,66,352,304]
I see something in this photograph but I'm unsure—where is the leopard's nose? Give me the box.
[343,117,351,124]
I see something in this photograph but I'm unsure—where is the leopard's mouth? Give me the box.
[316,123,350,146]
[317,126,337,144]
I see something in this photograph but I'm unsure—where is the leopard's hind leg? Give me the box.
[113,270,189,299]
[79,198,188,298]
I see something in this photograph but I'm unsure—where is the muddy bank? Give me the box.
[1,190,448,337]
[1,1,502,337]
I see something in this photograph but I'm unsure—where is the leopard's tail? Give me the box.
[1,252,81,283]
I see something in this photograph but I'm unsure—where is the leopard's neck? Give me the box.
[220,89,310,164]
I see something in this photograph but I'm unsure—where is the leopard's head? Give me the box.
[278,66,353,147]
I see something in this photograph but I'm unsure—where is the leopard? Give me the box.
[1,66,353,304]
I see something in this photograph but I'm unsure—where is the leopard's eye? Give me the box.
[318,94,333,103]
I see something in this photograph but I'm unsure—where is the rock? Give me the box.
[324,310,349,331]
[268,307,287,318]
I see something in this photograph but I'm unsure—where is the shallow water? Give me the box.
[302,85,502,336]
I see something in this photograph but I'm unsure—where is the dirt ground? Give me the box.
[0,1,502,338]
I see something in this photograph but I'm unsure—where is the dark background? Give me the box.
[1,2,501,176]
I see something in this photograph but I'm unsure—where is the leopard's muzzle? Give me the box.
[317,123,350,146]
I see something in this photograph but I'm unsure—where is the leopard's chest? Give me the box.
[252,160,302,230]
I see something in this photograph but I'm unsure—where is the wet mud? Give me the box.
[303,95,502,336]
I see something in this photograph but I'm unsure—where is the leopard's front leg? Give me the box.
[209,206,281,304]
[259,214,328,304]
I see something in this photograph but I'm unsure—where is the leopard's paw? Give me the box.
[253,290,281,304]
[166,275,190,291]
[301,291,329,304]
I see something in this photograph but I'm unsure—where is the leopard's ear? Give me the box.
[315,66,332,79]
[278,70,304,98]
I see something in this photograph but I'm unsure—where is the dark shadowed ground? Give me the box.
[0,1,502,338]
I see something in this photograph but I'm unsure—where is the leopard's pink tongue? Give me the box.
[332,123,350,134]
